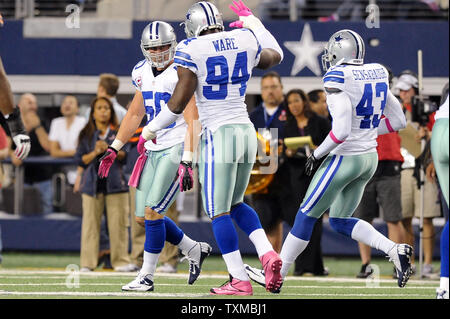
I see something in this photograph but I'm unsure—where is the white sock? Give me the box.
[248,228,273,258]
[141,251,160,280]
[222,250,250,281]
[177,234,197,254]
[440,277,449,291]
[351,220,396,256]
[279,232,310,278]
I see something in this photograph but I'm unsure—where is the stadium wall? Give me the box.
[0,20,448,95]
[0,214,443,258]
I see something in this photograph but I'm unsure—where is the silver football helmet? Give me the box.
[321,29,365,72]
[182,1,224,38]
[140,21,177,69]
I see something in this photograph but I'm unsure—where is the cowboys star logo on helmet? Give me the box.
[181,1,224,38]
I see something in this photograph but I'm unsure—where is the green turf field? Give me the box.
[0,252,441,300]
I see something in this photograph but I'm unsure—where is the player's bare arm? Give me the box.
[0,56,31,159]
[140,66,197,141]
[114,90,146,147]
[257,49,282,70]
[182,95,200,157]
[97,90,145,178]
[0,56,15,115]
[168,67,198,114]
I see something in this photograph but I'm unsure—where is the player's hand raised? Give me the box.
[229,0,263,30]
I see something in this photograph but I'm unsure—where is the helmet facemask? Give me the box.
[321,48,332,72]
[141,42,176,69]
[140,21,177,70]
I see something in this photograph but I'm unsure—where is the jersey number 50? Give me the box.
[356,82,388,129]
[203,52,250,100]
[142,91,176,129]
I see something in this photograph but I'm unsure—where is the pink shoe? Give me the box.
[260,251,283,292]
[210,275,253,296]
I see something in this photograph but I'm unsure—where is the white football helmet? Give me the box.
[321,29,365,72]
[182,1,224,38]
[140,21,177,69]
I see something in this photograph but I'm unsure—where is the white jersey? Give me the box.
[435,94,449,120]
[173,28,262,133]
[131,59,187,151]
[323,63,390,155]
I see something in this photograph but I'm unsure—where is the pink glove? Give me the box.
[137,135,146,155]
[177,161,194,192]
[98,147,117,178]
[137,134,157,154]
[128,152,147,188]
[229,0,253,28]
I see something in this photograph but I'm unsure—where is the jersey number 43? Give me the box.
[356,82,388,129]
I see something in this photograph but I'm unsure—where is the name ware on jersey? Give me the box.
[172,29,262,133]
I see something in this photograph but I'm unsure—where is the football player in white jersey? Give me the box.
[431,92,448,299]
[246,29,414,292]
[98,21,212,292]
[139,1,285,295]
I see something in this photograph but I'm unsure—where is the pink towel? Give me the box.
[128,153,147,187]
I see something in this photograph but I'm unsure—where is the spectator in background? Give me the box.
[10,93,54,214]
[284,88,330,276]
[48,95,86,185]
[96,73,127,123]
[318,0,367,22]
[318,0,447,21]
[308,89,329,120]
[396,70,441,276]
[397,0,446,20]
[92,73,127,266]
[76,96,133,272]
[249,71,295,253]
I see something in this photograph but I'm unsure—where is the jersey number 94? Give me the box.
[203,52,250,100]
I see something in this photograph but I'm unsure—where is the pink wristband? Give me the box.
[329,131,344,144]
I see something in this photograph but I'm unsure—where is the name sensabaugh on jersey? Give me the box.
[323,63,390,156]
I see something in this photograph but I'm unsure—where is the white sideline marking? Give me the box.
[0,282,436,290]
[0,290,431,298]
[0,270,437,285]
[0,291,208,298]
